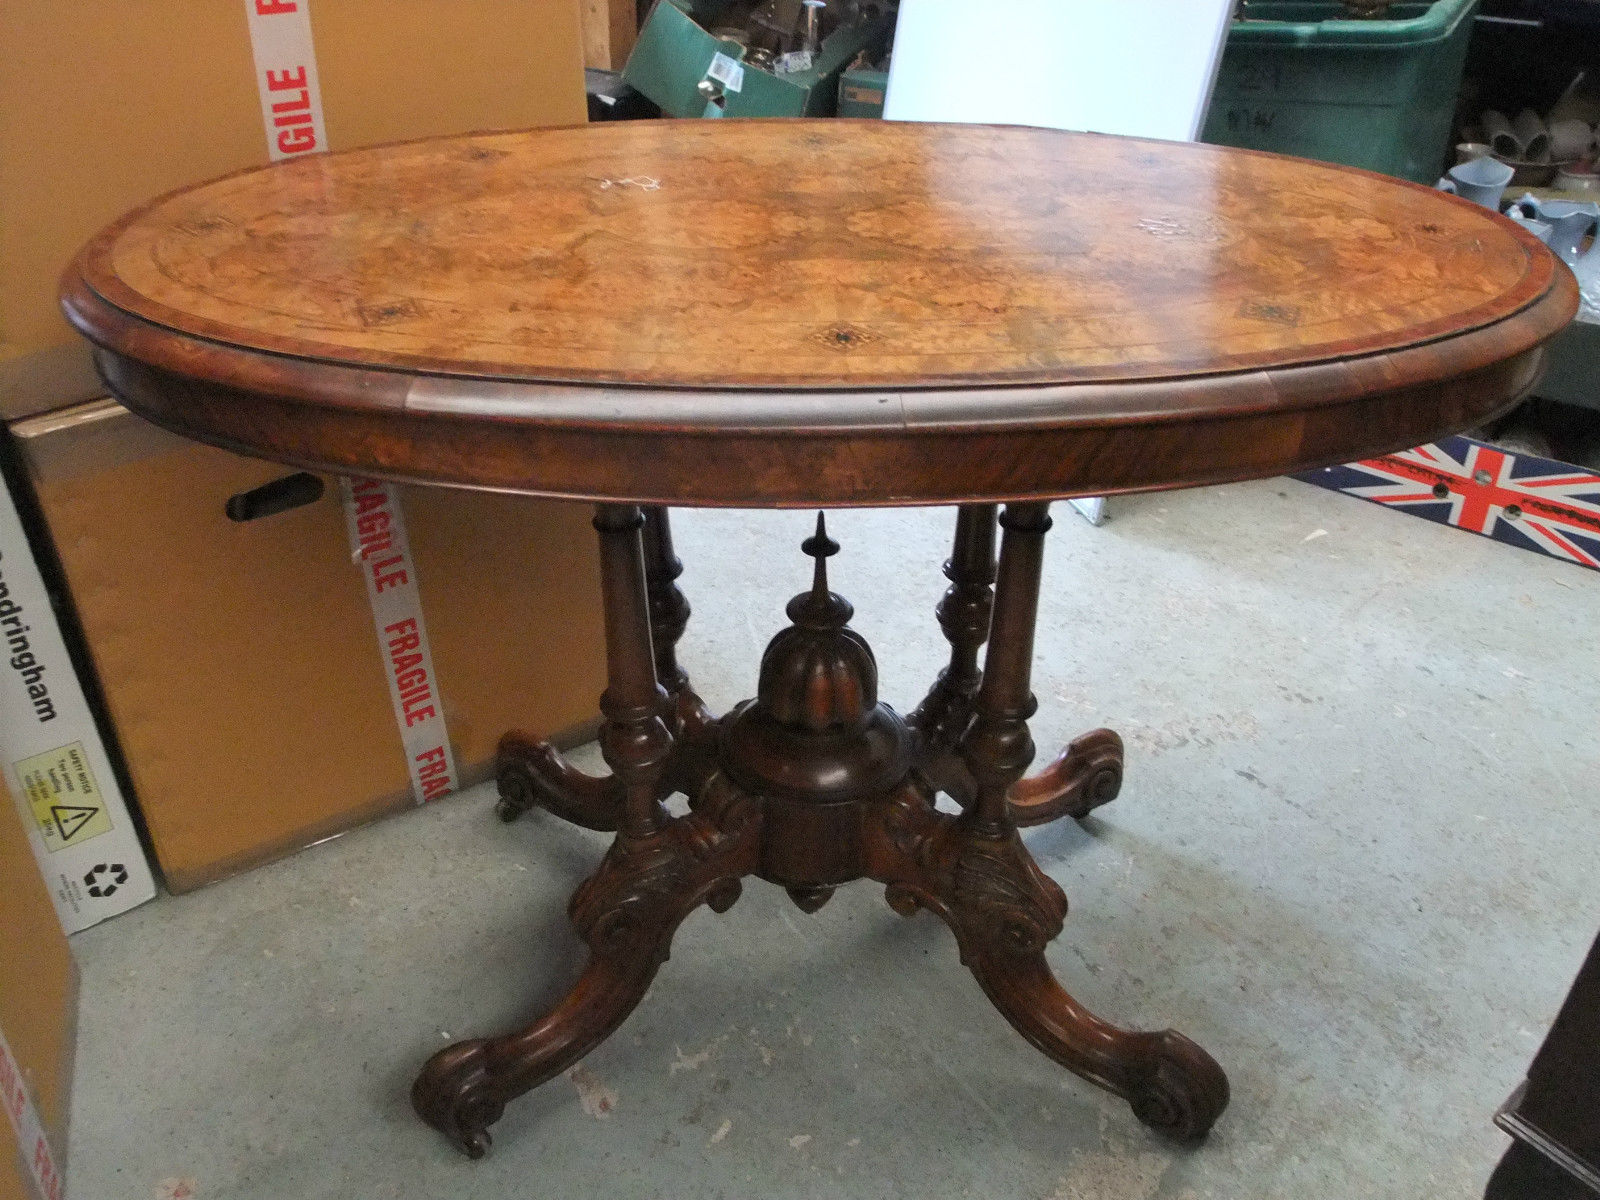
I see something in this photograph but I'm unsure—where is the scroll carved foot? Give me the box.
[497,689,721,829]
[495,732,622,830]
[910,727,1124,827]
[870,783,1228,1142]
[414,776,759,1156]
[1008,728,1123,826]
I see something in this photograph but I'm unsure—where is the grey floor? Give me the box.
[68,479,1600,1200]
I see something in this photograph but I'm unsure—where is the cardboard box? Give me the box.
[0,784,76,1200]
[0,461,156,931]
[0,2,600,894]
[12,400,607,892]
[0,0,587,404]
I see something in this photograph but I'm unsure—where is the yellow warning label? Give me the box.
[17,742,111,852]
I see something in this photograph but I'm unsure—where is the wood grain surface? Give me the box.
[61,119,1578,506]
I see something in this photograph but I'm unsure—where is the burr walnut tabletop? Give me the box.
[62,120,1576,1160]
[63,119,1574,506]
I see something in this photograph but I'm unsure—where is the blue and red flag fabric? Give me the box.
[1296,436,1600,572]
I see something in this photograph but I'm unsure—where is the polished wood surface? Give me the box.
[62,120,1576,506]
[72,119,1561,386]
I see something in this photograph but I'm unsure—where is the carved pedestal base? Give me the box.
[869,781,1227,1140]
[413,778,757,1156]
[413,505,1229,1157]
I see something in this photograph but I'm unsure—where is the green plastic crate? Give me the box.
[837,62,888,118]
[623,0,894,119]
[1201,0,1479,182]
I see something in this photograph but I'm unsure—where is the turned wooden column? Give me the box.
[592,504,674,840]
[641,506,691,700]
[961,502,1050,836]
[912,503,997,742]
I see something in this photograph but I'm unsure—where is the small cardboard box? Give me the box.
[0,460,155,931]
[11,400,607,892]
[0,782,76,1200]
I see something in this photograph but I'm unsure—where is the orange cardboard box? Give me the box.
[0,782,75,1200]
[0,0,586,380]
[11,400,606,891]
[0,3,605,892]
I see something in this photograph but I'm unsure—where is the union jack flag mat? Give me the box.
[1294,437,1600,573]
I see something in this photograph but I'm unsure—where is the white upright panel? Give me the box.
[883,0,1233,142]
[884,0,1235,527]
[0,470,155,932]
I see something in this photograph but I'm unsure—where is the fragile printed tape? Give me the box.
[0,1023,63,1200]
[242,0,329,161]
[244,8,458,802]
[340,479,460,804]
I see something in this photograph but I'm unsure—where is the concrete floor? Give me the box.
[67,479,1600,1200]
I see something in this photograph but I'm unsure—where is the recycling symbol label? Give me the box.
[83,863,129,898]
[15,741,112,851]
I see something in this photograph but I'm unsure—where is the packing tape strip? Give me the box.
[342,479,461,804]
[243,4,459,803]
[242,0,329,161]
[0,1024,64,1200]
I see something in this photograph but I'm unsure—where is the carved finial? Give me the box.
[754,510,878,731]
[789,512,851,631]
[801,511,838,600]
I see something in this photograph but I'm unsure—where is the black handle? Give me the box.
[225,473,325,522]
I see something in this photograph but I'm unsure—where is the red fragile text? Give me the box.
[384,618,438,730]
[33,1135,63,1200]
[264,61,317,155]
[413,745,453,801]
[349,480,409,593]
[0,1040,62,1200]
[0,1042,22,1126]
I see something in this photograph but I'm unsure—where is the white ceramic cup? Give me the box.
[1436,155,1515,209]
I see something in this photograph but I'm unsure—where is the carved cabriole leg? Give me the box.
[412,777,757,1156]
[874,502,1228,1141]
[641,506,718,799]
[414,506,759,1157]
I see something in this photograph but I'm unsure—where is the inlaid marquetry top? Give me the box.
[62,120,1576,506]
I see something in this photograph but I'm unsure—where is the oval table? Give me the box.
[61,119,1576,1158]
